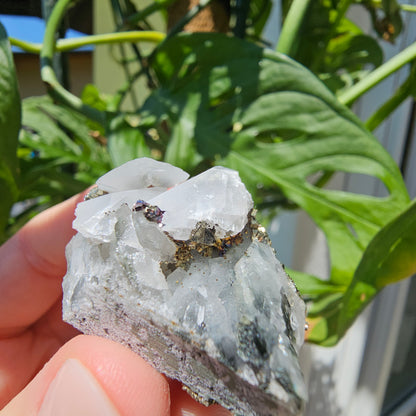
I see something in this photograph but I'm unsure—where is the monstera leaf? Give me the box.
[0,22,21,241]
[338,199,416,335]
[281,0,384,94]
[141,33,409,345]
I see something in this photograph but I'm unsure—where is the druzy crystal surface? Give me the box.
[63,158,307,416]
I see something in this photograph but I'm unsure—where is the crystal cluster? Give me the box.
[63,158,307,416]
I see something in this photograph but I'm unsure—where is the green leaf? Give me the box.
[21,96,110,173]
[145,32,408,278]
[22,96,84,157]
[366,65,416,131]
[107,116,150,167]
[288,268,346,300]
[143,33,409,344]
[81,84,109,113]
[410,62,416,98]
[247,0,273,38]
[308,199,416,345]
[285,0,332,68]
[338,199,416,334]
[283,2,384,94]
[81,84,118,119]
[0,22,21,238]
[0,23,20,176]
[17,96,111,210]
[326,34,383,71]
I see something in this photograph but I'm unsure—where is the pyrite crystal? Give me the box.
[63,158,307,415]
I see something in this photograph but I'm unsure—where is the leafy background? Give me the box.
[0,22,20,236]
[0,0,415,346]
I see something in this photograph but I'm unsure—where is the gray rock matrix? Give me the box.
[63,158,307,415]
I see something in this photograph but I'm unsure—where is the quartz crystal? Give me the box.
[62,158,307,416]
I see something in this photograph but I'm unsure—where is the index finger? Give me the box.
[0,192,86,336]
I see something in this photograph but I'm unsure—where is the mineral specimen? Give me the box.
[62,158,307,416]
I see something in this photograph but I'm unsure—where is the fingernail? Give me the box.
[38,359,120,416]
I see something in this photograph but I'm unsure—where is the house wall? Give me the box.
[13,52,92,98]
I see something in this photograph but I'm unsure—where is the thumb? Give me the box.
[1,335,170,416]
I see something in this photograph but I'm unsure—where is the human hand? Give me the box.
[0,193,231,415]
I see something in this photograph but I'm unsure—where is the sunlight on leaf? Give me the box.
[338,199,416,337]
[107,116,150,167]
[142,33,410,344]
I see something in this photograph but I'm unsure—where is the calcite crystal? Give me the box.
[63,158,307,416]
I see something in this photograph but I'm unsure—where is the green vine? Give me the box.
[276,0,311,56]
[401,4,416,12]
[38,0,165,125]
[40,0,104,124]
[10,31,165,54]
[1,0,414,348]
[338,41,416,106]
[366,73,415,131]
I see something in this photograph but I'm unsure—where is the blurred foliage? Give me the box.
[0,22,20,242]
[281,0,404,94]
[0,0,415,344]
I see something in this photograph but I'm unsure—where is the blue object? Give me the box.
[0,14,93,53]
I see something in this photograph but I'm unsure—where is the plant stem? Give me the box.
[42,0,69,87]
[365,73,414,131]
[401,4,416,12]
[233,0,250,38]
[127,0,171,25]
[113,69,145,110]
[41,0,71,62]
[370,0,416,13]
[40,0,106,124]
[63,31,165,50]
[332,0,353,31]
[338,41,416,106]
[11,32,165,54]
[39,0,163,124]
[112,1,157,92]
[276,0,311,56]
[9,37,40,53]
[310,0,353,73]
[111,0,140,109]
[147,0,214,64]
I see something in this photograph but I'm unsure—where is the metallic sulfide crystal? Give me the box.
[62,158,307,416]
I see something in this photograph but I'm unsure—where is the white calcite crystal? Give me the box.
[63,158,307,416]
